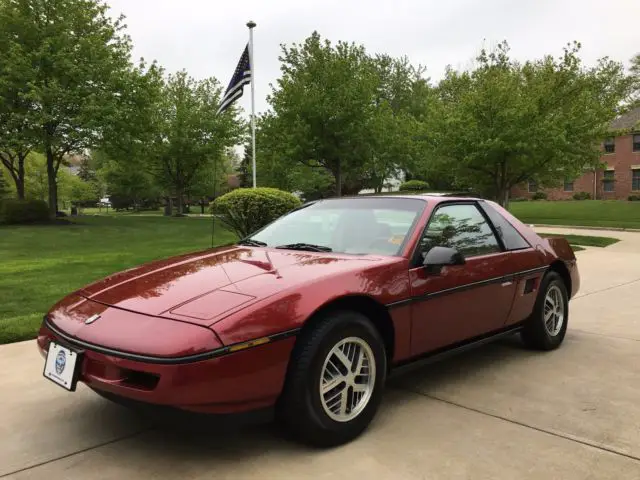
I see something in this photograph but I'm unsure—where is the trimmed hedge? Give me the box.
[573,191,592,201]
[399,180,429,192]
[532,191,548,200]
[629,195,640,202]
[0,199,50,225]
[211,187,302,238]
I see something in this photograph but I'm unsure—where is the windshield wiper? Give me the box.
[237,239,267,247]
[275,243,333,252]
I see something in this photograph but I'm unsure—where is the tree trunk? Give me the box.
[46,146,57,218]
[495,187,510,208]
[334,161,342,197]
[16,155,25,199]
[175,188,184,216]
[1,152,26,199]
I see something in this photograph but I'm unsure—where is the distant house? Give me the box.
[63,153,85,176]
[511,106,640,200]
[358,170,406,195]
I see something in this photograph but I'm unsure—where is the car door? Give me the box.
[409,202,517,356]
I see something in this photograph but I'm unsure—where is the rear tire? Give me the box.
[521,271,569,350]
[277,310,387,447]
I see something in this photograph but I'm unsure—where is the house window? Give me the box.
[634,134,640,153]
[528,180,538,193]
[633,169,640,191]
[603,170,615,193]
[604,137,615,154]
[563,180,574,192]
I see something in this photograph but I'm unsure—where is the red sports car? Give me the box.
[38,195,579,446]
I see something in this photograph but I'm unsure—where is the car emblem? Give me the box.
[85,314,101,325]
[55,350,66,374]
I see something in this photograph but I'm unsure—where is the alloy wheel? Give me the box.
[319,337,376,423]
[544,285,565,336]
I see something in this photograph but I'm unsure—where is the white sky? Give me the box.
[107,0,640,117]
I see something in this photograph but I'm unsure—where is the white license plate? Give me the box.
[43,342,81,391]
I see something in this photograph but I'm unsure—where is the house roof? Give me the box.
[610,106,640,131]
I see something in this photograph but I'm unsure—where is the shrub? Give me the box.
[573,191,592,201]
[211,187,302,238]
[510,197,529,202]
[532,191,548,200]
[0,199,50,224]
[399,180,429,192]
[628,195,640,202]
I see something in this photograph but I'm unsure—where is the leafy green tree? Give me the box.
[0,150,29,199]
[96,156,159,210]
[0,168,11,199]
[77,157,95,183]
[264,35,431,197]
[22,152,48,201]
[0,0,154,216]
[65,174,100,209]
[429,41,633,206]
[238,142,253,188]
[629,53,640,109]
[188,149,236,201]
[151,70,243,215]
[267,32,380,196]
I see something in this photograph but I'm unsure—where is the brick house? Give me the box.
[511,106,640,200]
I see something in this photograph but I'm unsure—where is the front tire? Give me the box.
[521,271,569,350]
[277,310,387,447]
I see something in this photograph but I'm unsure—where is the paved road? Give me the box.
[2,227,639,479]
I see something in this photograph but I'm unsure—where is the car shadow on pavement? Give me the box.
[83,334,536,460]
[387,333,535,393]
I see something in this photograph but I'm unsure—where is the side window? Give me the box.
[479,202,530,251]
[419,204,501,259]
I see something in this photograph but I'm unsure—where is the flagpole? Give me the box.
[247,20,257,188]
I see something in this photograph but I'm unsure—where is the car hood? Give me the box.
[75,245,381,326]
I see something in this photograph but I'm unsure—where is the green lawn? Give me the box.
[510,200,640,229]
[538,233,620,248]
[0,215,236,344]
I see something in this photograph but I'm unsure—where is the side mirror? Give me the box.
[423,246,465,274]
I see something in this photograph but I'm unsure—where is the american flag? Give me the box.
[217,44,252,114]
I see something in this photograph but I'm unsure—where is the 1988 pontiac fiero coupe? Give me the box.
[38,195,579,446]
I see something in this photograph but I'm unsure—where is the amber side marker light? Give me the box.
[227,337,271,353]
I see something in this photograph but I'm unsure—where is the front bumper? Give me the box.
[38,320,296,415]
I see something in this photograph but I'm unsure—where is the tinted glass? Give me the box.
[418,203,501,259]
[479,202,530,251]
[249,197,425,256]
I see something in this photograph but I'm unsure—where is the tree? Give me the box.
[151,70,243,215]
[0,150,29,199]
[429,41,633,206]
[267,32,381,196]
[265,34,431,197]
[0,0,152,216]
[95,153,159,211]
[0,168,11,199]
[0,63,34,199]
[77,157,95,182]
[629,53,640,109]
[238,142,253,188]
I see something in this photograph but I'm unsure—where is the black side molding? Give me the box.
[389,324,524,378]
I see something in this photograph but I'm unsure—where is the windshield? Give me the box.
[246,197,426,256]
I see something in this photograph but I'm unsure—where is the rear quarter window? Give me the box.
[479,201,531,251]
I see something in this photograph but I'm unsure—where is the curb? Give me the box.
[530,224,640,233]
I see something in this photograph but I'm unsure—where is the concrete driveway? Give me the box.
[2,227,639,479]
